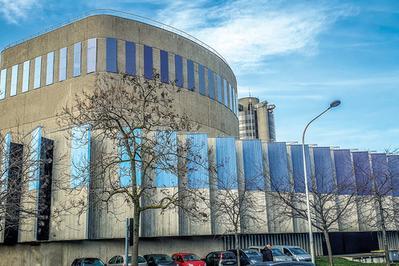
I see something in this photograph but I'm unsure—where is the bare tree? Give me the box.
[268,157,359,266]
[58,72,208,266]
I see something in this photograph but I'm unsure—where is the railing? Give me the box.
[1,9,229,65]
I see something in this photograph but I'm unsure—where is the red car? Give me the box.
[172,253,206,266]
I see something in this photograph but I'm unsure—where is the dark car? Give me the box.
[228,249,263,265]
[144,254,177,266]
[255,262,314,266]
[71,258,105,266]
[204,251,237,266]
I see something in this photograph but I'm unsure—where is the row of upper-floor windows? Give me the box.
[0,37,238,116]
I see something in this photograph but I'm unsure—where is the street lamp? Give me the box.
[301,100,341,263]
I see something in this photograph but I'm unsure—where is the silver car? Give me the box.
[108,255,148,266]
[273,246,311,262]
[247,246,292,262]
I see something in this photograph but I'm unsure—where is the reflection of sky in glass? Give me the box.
[290,144,311,193]
[126,41,136,76]
[313,147,334,193]
[371,153,390,195]
[29,127,42,190]
[216,137,237,189]
[1,132,11,190]
[87,38,97,73]
[267,142,289,192]
[119,129,141,187]
[187,134,208,189]
[155,131,177,187]
[106,38,117,73]
[353,152,372,195]
[71,126,91,188]
[242,140,264,190]
[388,155,399,197]
[334,149,355,195]
[73,42,81,77]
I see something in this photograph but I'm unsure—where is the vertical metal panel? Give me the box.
[333,149,355,195]
[0,69,6,99]
[208,69,215,100]
[34,56,41,89]
[106,38,117,73]
[87,38,97,73]
[186,134,208,189]
[352,152,372,195]
[73,42,81,77]
[187,59,195,90]
[155,131,178,187]
[313,147,334,193]
[290,145,311,193]
[125,41,136,76]
[388,155,399,196]
[144,45,153,79]
[267,142,290,192]
[70,126,91,188]
[371,153,390,195]
[160,50,169,83]
[198,64,205,96]
[59,47,67,81]
[46,52,54,85]
[242,140,264,190]
[10,65,18,96]
[216,137,238,189]
[175,55,183,88]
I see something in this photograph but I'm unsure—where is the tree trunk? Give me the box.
[378,199,390,266]
[323,230,333,266]
[235,232,240,266]
[131,201,140,266]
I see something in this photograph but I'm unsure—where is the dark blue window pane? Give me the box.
[290,144,311,193]
[223,79,228,106]
[216,137,238,189]
[125,41,136,75]
[175,55,183,88]
[198,64,205,95]
[187,134,208,189]
[268,142,290,192]
[144,45,153,79]
[353,152,372,195]
[388,155,399,196]
[106,38,117,73]
[371,154,391,195]
[217,75,223,103]
[187,60,195,90]
[313,147,334,193]
[160,50,169,83]
[334,149,356,195]
[208,69,215,99]
[242,140,264,190]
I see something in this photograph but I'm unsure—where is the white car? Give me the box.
[108,255,148,266]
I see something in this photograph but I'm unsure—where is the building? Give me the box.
[238,97,276,141]
[0,12,399,266]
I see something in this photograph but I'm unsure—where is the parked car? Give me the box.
[172,253,206,266]
[256,262,314,266]
[108,255,147,266]
[71,258,105,266]
[272,246,311,262]
[248,246,292,262]
[204,251,237,266]
[144,254,177,266]
[227,249,263,265]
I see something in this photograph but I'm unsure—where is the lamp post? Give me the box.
[301,100,341,263]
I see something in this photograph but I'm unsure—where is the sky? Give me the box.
[0,0,398,152]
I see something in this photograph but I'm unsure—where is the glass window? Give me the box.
[187,134,208,189]
[59,47,67,81]
[29,127,42,190]
[229,84,233,110]
[175,54,183,88]
[71,126,91,188]
[0,69,6,99]
[223,79,228,106]
[242,140,264,190]
[34,56,41,89]
[46,52,54,85]
[10,65,18,96]
[155,131,177,187]
[73,42,81,77]
[119,129,141,187]
[87,38,97,73]
[106,38,117,73]
[187,59,195,90]
[198,64,205,96]
[160,50,169,83]
[22,61,30,92]
[216,137,238,189]
[217,75,223,103]
[207,69,214,99]
[125,41,136,75]
[144,45,153,79]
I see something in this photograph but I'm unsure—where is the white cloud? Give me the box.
[156,0,355,73]
[0,0,40,24]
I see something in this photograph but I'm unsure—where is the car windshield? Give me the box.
[128,256,147,263]
[221,252,236,259]
[82,258,105,266]
[153,255,173,263]
[290,248,307,255]
[183,254,201,261]
[271,249,284,256]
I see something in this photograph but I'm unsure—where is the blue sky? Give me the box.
[0,0,398,152]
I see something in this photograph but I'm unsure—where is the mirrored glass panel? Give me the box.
[70,126,91,188]
[0,69,6,99]
[46,52,54,85]
[217,75,223,103]
[160,50,169,83]
[216,137,238,189]
[10,65,18,96]
[223,79,228,106]
[187,134,208,189]
[29,127,42,190]
[187,59,195,90]
[34,56,41,89]
[87,38,97,73]
[144,45,153,79]
[73,42,81,77]
[59,47,67,81]
[106,38,117,73]
[175,55,183,87]
[198,64,205,96]
[208,69,214,100]
[125,41,136,75]
[22,61,30,92]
